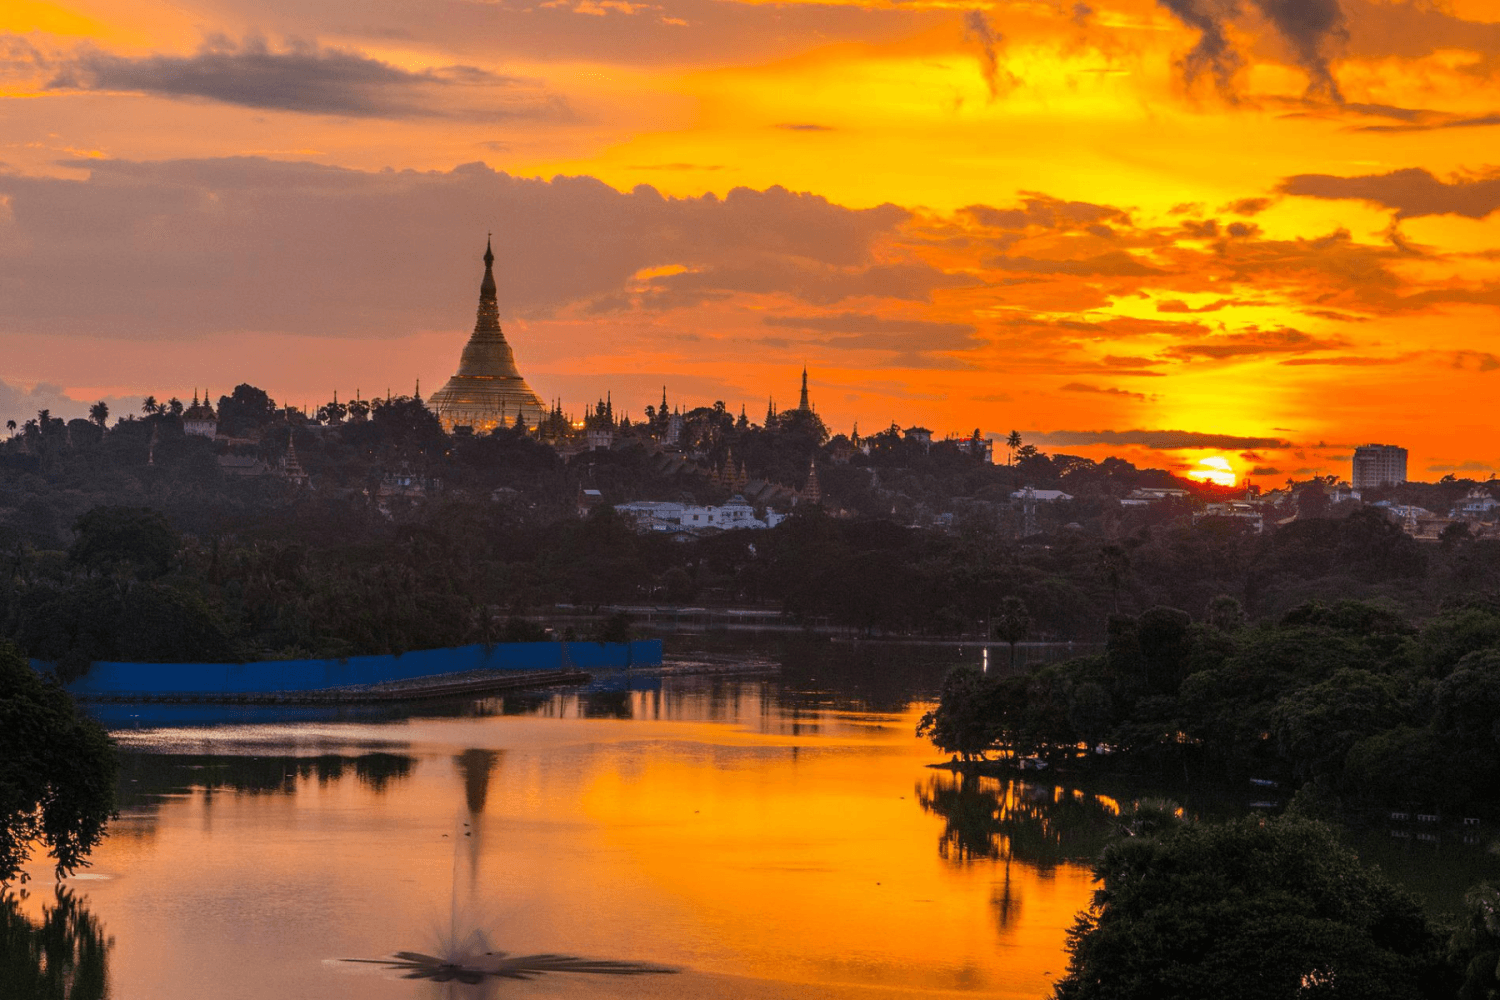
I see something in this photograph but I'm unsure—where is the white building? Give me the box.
[1352,444,1407,490]
[1012,489,1073,503]
[616,495,785,533]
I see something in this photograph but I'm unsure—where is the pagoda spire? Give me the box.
[798,365,810,412]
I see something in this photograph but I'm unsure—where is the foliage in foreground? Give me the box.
[918,596,1500,817]
[0,643,116,883]
[1052,814,1450,1000]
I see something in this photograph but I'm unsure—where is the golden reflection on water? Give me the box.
[34,682,1113,999]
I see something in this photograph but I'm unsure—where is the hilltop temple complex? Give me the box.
[428,239,548,433]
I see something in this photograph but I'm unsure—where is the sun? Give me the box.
[1187,455,1236,488]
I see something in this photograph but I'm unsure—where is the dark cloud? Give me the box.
[963,10,1012,99]
[1102,354,1161,368]
[1157,0,1346,100]
[42,35,561,120]
[0,379,137,432]
[1248,0,1346,101]
[986,250,1162,276]
[1156,0,1241,96]
[1036,428,1293,449]
[1278,355,1403,366]
[1059,382,1152,402]
[1163,327,1345,360]
[1249,465,1282,476]
[1280,167,1500,220]
[764,312,976,349]
[0,158,920,339]
[1157,298,1238,313]
[1226,221,1260,238]
[1355,113,1500,135]
[1427,461,1494,474]
[1223,196,1274,215]
[775,123,835,132]
[1453,350,1500,372]
[964,195,1130,232]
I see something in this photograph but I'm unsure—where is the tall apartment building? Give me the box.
[1352,444,1408,490]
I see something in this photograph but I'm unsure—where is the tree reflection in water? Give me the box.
[917,771,1123,931]
[0,886,111,1000]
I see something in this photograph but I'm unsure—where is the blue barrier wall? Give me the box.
[53,640,662,697]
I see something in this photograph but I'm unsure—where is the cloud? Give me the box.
[763,312,977,351]
[963,10,1012,99]
[1278,355,1404,366]
[0,159,920,339]
[1163,327,1345,360]
[1156,0,1346,99]
[42,35,562,120]
[1248,0,1346,101]
[964,195,1130,232]
[1249,465,1282,476]
[775,123,835,132]
[0,378,137,432]
[1157,0,1241,96]
[1453,350,1500,372]
[1059,382,1153,402]
[1036,428,1294,449]
[987,250,1162,276]
[1157,298,1238,313]
[1427,460,1493,473]
[1222,197,1275,215]
[1280,168,1500,220]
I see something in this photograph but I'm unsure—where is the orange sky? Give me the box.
[2,0,1498,480]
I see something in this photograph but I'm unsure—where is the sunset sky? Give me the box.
[2,0,1498,481]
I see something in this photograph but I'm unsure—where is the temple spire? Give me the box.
[798,366,810,412]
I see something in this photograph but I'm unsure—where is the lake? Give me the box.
[11,639,1498,999]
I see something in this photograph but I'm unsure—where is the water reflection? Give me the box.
[917,771,1122,871]
[117,751,416,811]
[0,887,112,1000]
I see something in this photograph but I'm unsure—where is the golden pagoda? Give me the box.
[428,238,547,433]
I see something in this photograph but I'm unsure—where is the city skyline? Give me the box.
[2,0,1498,481]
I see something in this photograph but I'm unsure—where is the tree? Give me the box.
[87,401,108,429]
[140,396,157,417]
[1006,430,1022,466]
[69,507,178,580]
[166,397,183,417]
[1097,543,1130,613]
[215,384,277,436]
[993,596,1031,668]
[917,664,1001,760]
[1053,815,1450,1000]
[0,643,118,883]
[5,420,15,435]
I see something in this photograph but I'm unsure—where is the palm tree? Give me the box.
[167,397,183,417]
[88,401,109,428]
[1006,430,1022,466]
[141,396,158,416]
[4,420,14,435]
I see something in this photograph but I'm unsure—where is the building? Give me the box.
[428,238,548,433]
[1352,444,1407,490]
[1195,502,1264,532]
[182,391,217,439]
[615,496,787,533]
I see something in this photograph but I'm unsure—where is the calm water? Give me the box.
[12,641,1498,999]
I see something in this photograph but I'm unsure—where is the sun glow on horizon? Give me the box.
[1187,455,1237,488]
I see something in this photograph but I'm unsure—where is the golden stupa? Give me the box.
[427,239,547,432]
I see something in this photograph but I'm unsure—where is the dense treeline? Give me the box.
[5,383,1500,669]
[918,595,1500,819]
